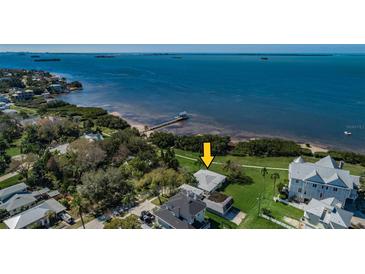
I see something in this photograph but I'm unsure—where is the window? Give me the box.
[326,186,329,190]
[304,191,307,195]
[312,184,317,188]
[320,193,323,198]
[298,188,302,193]
[321,185,324,189]
[334,187,338,192]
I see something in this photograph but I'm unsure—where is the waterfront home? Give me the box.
[203,192,234,216]
[83,132,104,142]
[0,183,28,203]
[194,169,227,193]
[303,198,353,229]
[11,89,34,101]
[155,190,210,229]
[3,198,66,229]
[288,156,359,206]
[48,84,64,93]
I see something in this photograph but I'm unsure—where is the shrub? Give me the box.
[232,138,302,157]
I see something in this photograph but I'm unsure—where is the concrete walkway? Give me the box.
[175,154,289,171]
[0,171,18,183]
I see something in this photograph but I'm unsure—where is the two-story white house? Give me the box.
[288,156,359,206]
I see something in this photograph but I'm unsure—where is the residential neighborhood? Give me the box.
[1,68,365,230]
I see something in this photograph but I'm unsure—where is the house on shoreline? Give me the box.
[288,156,359,206]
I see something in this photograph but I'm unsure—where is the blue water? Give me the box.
[1,52,364,152]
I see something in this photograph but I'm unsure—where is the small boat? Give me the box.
[344,131,352,136]
[260,57,269,60]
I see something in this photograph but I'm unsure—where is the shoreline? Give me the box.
[109,110,330,153]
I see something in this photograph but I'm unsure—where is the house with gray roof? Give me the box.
[0,193,37,216]
[303,198,353,229]
[155,191,210,229]
[3,198,66,229]
[194,169,226,193]
[0,183,28,203]
[288,156,359,206]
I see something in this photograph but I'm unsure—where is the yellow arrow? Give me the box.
[200,142,215,169]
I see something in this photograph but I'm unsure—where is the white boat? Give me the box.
[344,131,352,136]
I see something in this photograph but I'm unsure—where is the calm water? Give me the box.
[1,53,365,152]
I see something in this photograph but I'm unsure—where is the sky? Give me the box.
[0,44,365,53]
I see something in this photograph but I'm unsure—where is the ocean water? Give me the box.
[0,52,364,152]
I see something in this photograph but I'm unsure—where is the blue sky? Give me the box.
[0,44,365,53]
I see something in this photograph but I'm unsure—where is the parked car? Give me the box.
[60,212,74,225]
[140,211,155,224]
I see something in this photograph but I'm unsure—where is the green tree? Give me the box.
[71,194,86,229]
[270,172,280,196]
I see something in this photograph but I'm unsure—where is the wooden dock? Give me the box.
[144,116,188,132]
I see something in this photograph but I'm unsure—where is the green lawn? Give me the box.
[205,211,238,229]
[151,196,169,206]
[175,149,315,228]
[6,146,21,157]
[0,174,22,189]
[174,149,365,176]
[0,222,7,229]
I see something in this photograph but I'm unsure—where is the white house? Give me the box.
[154,191,210,229]
[83,132,104,142]
[203,192,234,216]
[3,199,66,229]
[288,156,359,206]
[194,169,227,193]
[303,198,353,229]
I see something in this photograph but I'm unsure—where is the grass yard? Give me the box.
[0,174,22,189]
[174,149,365,176]
[6,146,21,157]
[205,211,238,229]
[175,149,335,228]
[151,196,169,206]
[0,222,7,229]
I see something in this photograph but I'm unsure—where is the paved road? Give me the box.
[175,154,289,171]
[79,218,104,229]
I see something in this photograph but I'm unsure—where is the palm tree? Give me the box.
[270,172,280,196]
[223,160,233,172]
[72,194,85,229]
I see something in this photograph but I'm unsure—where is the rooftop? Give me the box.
[0,183,28,202]
[3,198,66,229]
[290,156,359,189]
[305,198,353,228]
[194,169,226,193]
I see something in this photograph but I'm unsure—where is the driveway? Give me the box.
[129,198,157,217]
[80,218,105,229]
